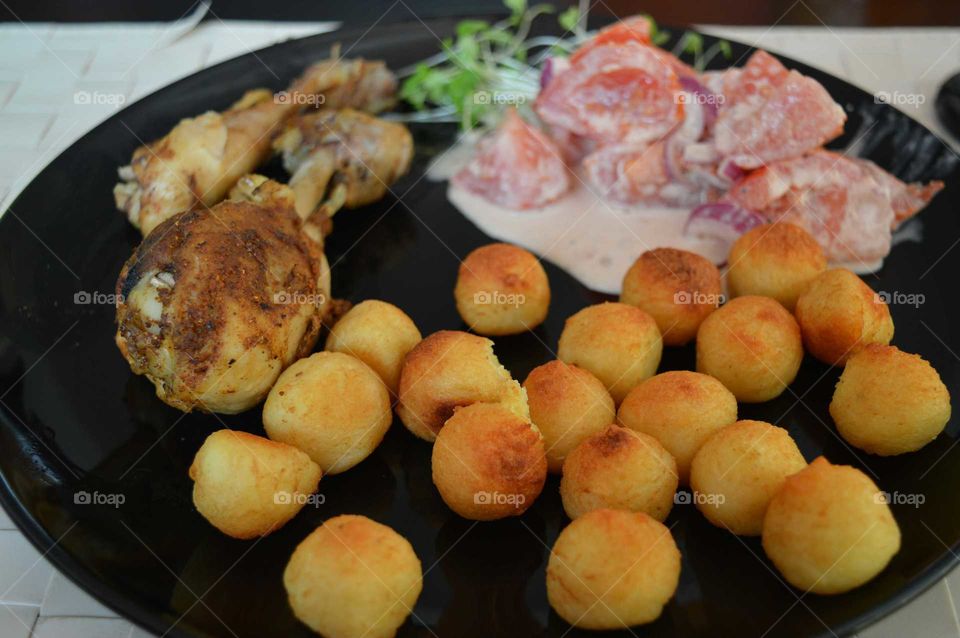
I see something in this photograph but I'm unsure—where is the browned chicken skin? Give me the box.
[273,108,414,226]
[114,55,398,236]
[115,177,329,414]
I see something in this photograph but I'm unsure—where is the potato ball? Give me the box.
[618,371,737,483]
[189,430,321,539]
[397,330,529,441]
[454,243,550,336]
[431,402,546,520]
[696,296,803,403]
[762,457,901,594]
[558,302,663,403]
[620,247,723,346]
[325,300,421,396]
[284,515,422,638]
[830,345,951,455]
[522,360,615,473]
[727,222,827,311]
[547,509,681,629]
[795,268,894,366]
[560,425,678,521]
[264,352,391,475]
[689,420,807,536]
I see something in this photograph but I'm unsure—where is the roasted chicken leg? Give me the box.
[273,108,413,227]
[115,177,329,413]
[114,56,398,236]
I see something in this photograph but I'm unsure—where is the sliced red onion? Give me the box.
[540,56,570,90]
[679,76,720,124]
[685,202,766,243]
[718,157,746,183]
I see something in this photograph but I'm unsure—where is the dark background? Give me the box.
[1,0,959,26]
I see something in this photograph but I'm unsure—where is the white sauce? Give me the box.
[430,141,891,294]
[430,142,726,295]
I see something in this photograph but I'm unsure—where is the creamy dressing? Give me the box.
[430,142,891,294]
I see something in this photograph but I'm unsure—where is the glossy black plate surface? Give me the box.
[1,18,959,638]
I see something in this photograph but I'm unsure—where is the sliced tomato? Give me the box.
[453,109,570,210]
[715,51,846,169]
[569,16,652,64]
[723,150,942,263]
[536,41,683,145]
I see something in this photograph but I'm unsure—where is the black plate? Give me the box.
[1,17,959,638]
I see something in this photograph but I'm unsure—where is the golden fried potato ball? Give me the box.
[325,300,421,396]
[522,360,615,473]
[727,222,827,311]
[547,509,681,629]
[189,430,321,539]
[618,371,737,484]
[560,425,678,521]
[795,268,894,366]
[620,247,723,346]
[264,352,391,475]
[454,243,550,336]
[431,403,546,520]
[696,296,803,403]
[689,420,807,536]
[558,302,662,404]
[397,330,528,441]
[284,515,422,638]
[762,457,900,594]
[830,345,951,455]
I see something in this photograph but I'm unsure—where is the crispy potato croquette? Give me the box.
[558,302,663,403]
[397,330,529,441]
[522,360,615,473]
[830,345,951,455]
[454,243,550,336]
[690,420,807,536]
[795,268,894,366]
[547,509,681,629]
[762,457,900,594]
[284,515,422,638]
[264,352,391,475]
[620,247,723,346]
[189,430,321,539]
[325,300,421,396]
[560,425,678,521]
[431,403,546,520]
[618,371,737,484]
[727,222,827,311]
[696,296,803,403]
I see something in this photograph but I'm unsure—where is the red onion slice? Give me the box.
[679,76,720,124]
[685,202,766,243]
[718,157,746,183]
[540,56,571,90]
